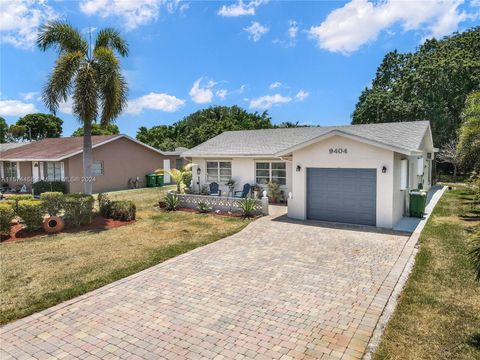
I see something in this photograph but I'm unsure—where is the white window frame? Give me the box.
[3,161,19,179]
[206,160,232,184]
[255,161,287,186]
[44,161,62,181]
[92,161,104,176]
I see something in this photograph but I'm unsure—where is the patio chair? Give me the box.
[208,182,222,196]
[234,183,251,198]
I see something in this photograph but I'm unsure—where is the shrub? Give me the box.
[9,194,34,212]
[164,193,180,211]
[16,200,45,231]
[110,200,136,221]
[267,182,282,202]
[40,192,64,216]
[197,201,211,213]
[98,193,113,217]
[238,198,259,218]
[63,194,94,227]
[32,180,66,195]
[0,203,15,236]
[182,171,192,189]
[469,229,480,282]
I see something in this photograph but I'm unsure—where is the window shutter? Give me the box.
[60,162,65,181]
[16,162,21,179]
[0,161,3,179]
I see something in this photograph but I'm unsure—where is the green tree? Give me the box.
[137,106,273,150]
[0,117,7,143]
[38,21,128,194]
[7,125,26,142]
[457,90,480,172]
[352,27,480,147]
[16,113,63,140]
[72,123,120,136]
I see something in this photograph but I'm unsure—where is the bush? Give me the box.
[0,203,15,236]
[110,200,136,221]
[98,193,113,217]
[182,171,193,189]
[238,198,259,218]
[197,201,211,213]
[164,193,180,211]
[267,182,282,202]
[8,194,34,212]
[40,192,64,216]
[63,194,94,227]
[32,180,66,195]
[16,200,45,231]
[469,229,480,282]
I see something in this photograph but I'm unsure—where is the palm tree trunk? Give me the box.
[83,120,93,194]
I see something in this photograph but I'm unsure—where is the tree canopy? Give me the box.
[72,123,120,136]
[136,105,274,150]
[457,90,480,172]
[16,113,63,140]
[0,117,7,143]
[352,27,480,147]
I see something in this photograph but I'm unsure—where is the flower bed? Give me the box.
[176,193,263,215]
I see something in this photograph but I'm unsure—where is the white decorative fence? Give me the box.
[176,194,266,215]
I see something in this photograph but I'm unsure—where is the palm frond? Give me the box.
[42,51,83,114]
[37,21,88,55]
[94,28,129,57]
[73,64,98,123]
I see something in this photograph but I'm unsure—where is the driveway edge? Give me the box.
[363,185,447,359]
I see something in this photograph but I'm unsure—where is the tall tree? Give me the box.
[352,27,480,147]
[457,90,480,172]
[0,117,7,143]
[72,123,119,136]
[16,113,63,140]
[38,22,128,194]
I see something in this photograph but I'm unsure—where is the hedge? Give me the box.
[63,194,94,227]
[111,200,136,221]
[0,203,15,236]
[40,192,65,216]
[16,200,45,231]
[8,194,34,212]
[32,181,66,195]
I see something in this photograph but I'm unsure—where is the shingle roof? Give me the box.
[0,142,29,152]
[1,135,119,160]
[182,121,431,157]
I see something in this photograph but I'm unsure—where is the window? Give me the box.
[206,161,231,183]
[3,162,18,179]
[175,158,183,170]
[92,161,104,176]
[256,162,286,185]
[45,162,62,181]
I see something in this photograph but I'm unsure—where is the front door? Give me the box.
[163,159,171,184]
[32,162,40,183]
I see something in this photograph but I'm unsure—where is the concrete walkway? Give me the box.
[1,211,410,360]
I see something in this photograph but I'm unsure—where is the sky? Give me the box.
[1,0,479,137]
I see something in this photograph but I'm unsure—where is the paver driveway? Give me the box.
[1,210,411,360]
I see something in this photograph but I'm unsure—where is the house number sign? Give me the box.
[329,148,348,154]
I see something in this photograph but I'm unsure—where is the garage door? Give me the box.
[307,168,376,226]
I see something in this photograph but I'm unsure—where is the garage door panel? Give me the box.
[307,168,376,226]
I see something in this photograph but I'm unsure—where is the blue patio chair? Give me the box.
[234,183,251,198]
[209,182,222,196]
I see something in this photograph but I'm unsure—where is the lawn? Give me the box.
[0,187,250,324]
[374,188,480,360]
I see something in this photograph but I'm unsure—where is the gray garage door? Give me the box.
[307,168,376,226]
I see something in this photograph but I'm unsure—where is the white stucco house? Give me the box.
[182,121,436,229]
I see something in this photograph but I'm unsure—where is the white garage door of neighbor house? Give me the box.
[307,168,377,226]
[163,159,171,183]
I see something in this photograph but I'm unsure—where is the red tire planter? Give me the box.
[43,216,65,234]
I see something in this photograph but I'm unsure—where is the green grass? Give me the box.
[0,187,250,324]
[373,189,480,360]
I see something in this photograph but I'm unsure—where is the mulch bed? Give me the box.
[1,216,135,244]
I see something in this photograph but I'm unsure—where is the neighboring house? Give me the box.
[182,121,436,229]
[0,135,186,193]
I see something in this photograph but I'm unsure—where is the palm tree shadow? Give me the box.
[468,333,480,350]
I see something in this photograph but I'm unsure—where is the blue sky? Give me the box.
[1,0,479,137]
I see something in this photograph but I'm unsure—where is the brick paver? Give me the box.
[1,209,409,359]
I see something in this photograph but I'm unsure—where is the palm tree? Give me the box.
[37,21,128,194]
[156,164,194,193]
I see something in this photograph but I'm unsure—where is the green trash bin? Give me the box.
[146,173,157,188]
[410,190,427,218]
[155,174,164,187]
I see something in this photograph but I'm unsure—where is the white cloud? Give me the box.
[217,0,266,17]
[249,93,292,109]
[244,21,269,42]
[0,0,58,49]
[288,20,298,39]
[80,0,187,30]
[308,0,470,54]
[0,99,38,116]
[127,92,185,113]
[295,90,309,101]
[20,91,39,101]
[269,82,283,89]
[216,89,228,100]
[59,97,74,114]
[189,78,218,104]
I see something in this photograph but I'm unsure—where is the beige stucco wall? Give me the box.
[192,157,292,198]
[67,138,182,193]
[287,135,395,228]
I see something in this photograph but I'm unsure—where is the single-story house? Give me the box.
[182,121,436,229]
[0,135,186,193]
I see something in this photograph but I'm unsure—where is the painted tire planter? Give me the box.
[43,216,65,234]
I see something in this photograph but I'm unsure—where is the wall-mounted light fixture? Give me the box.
[382,166,387,173]
[296,165,302,172]
[196,167,201,176]
[34,163,38,168]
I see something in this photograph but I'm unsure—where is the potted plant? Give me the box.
[226,179,235,195]
[252,185,261,199]
[267,182,282,204]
